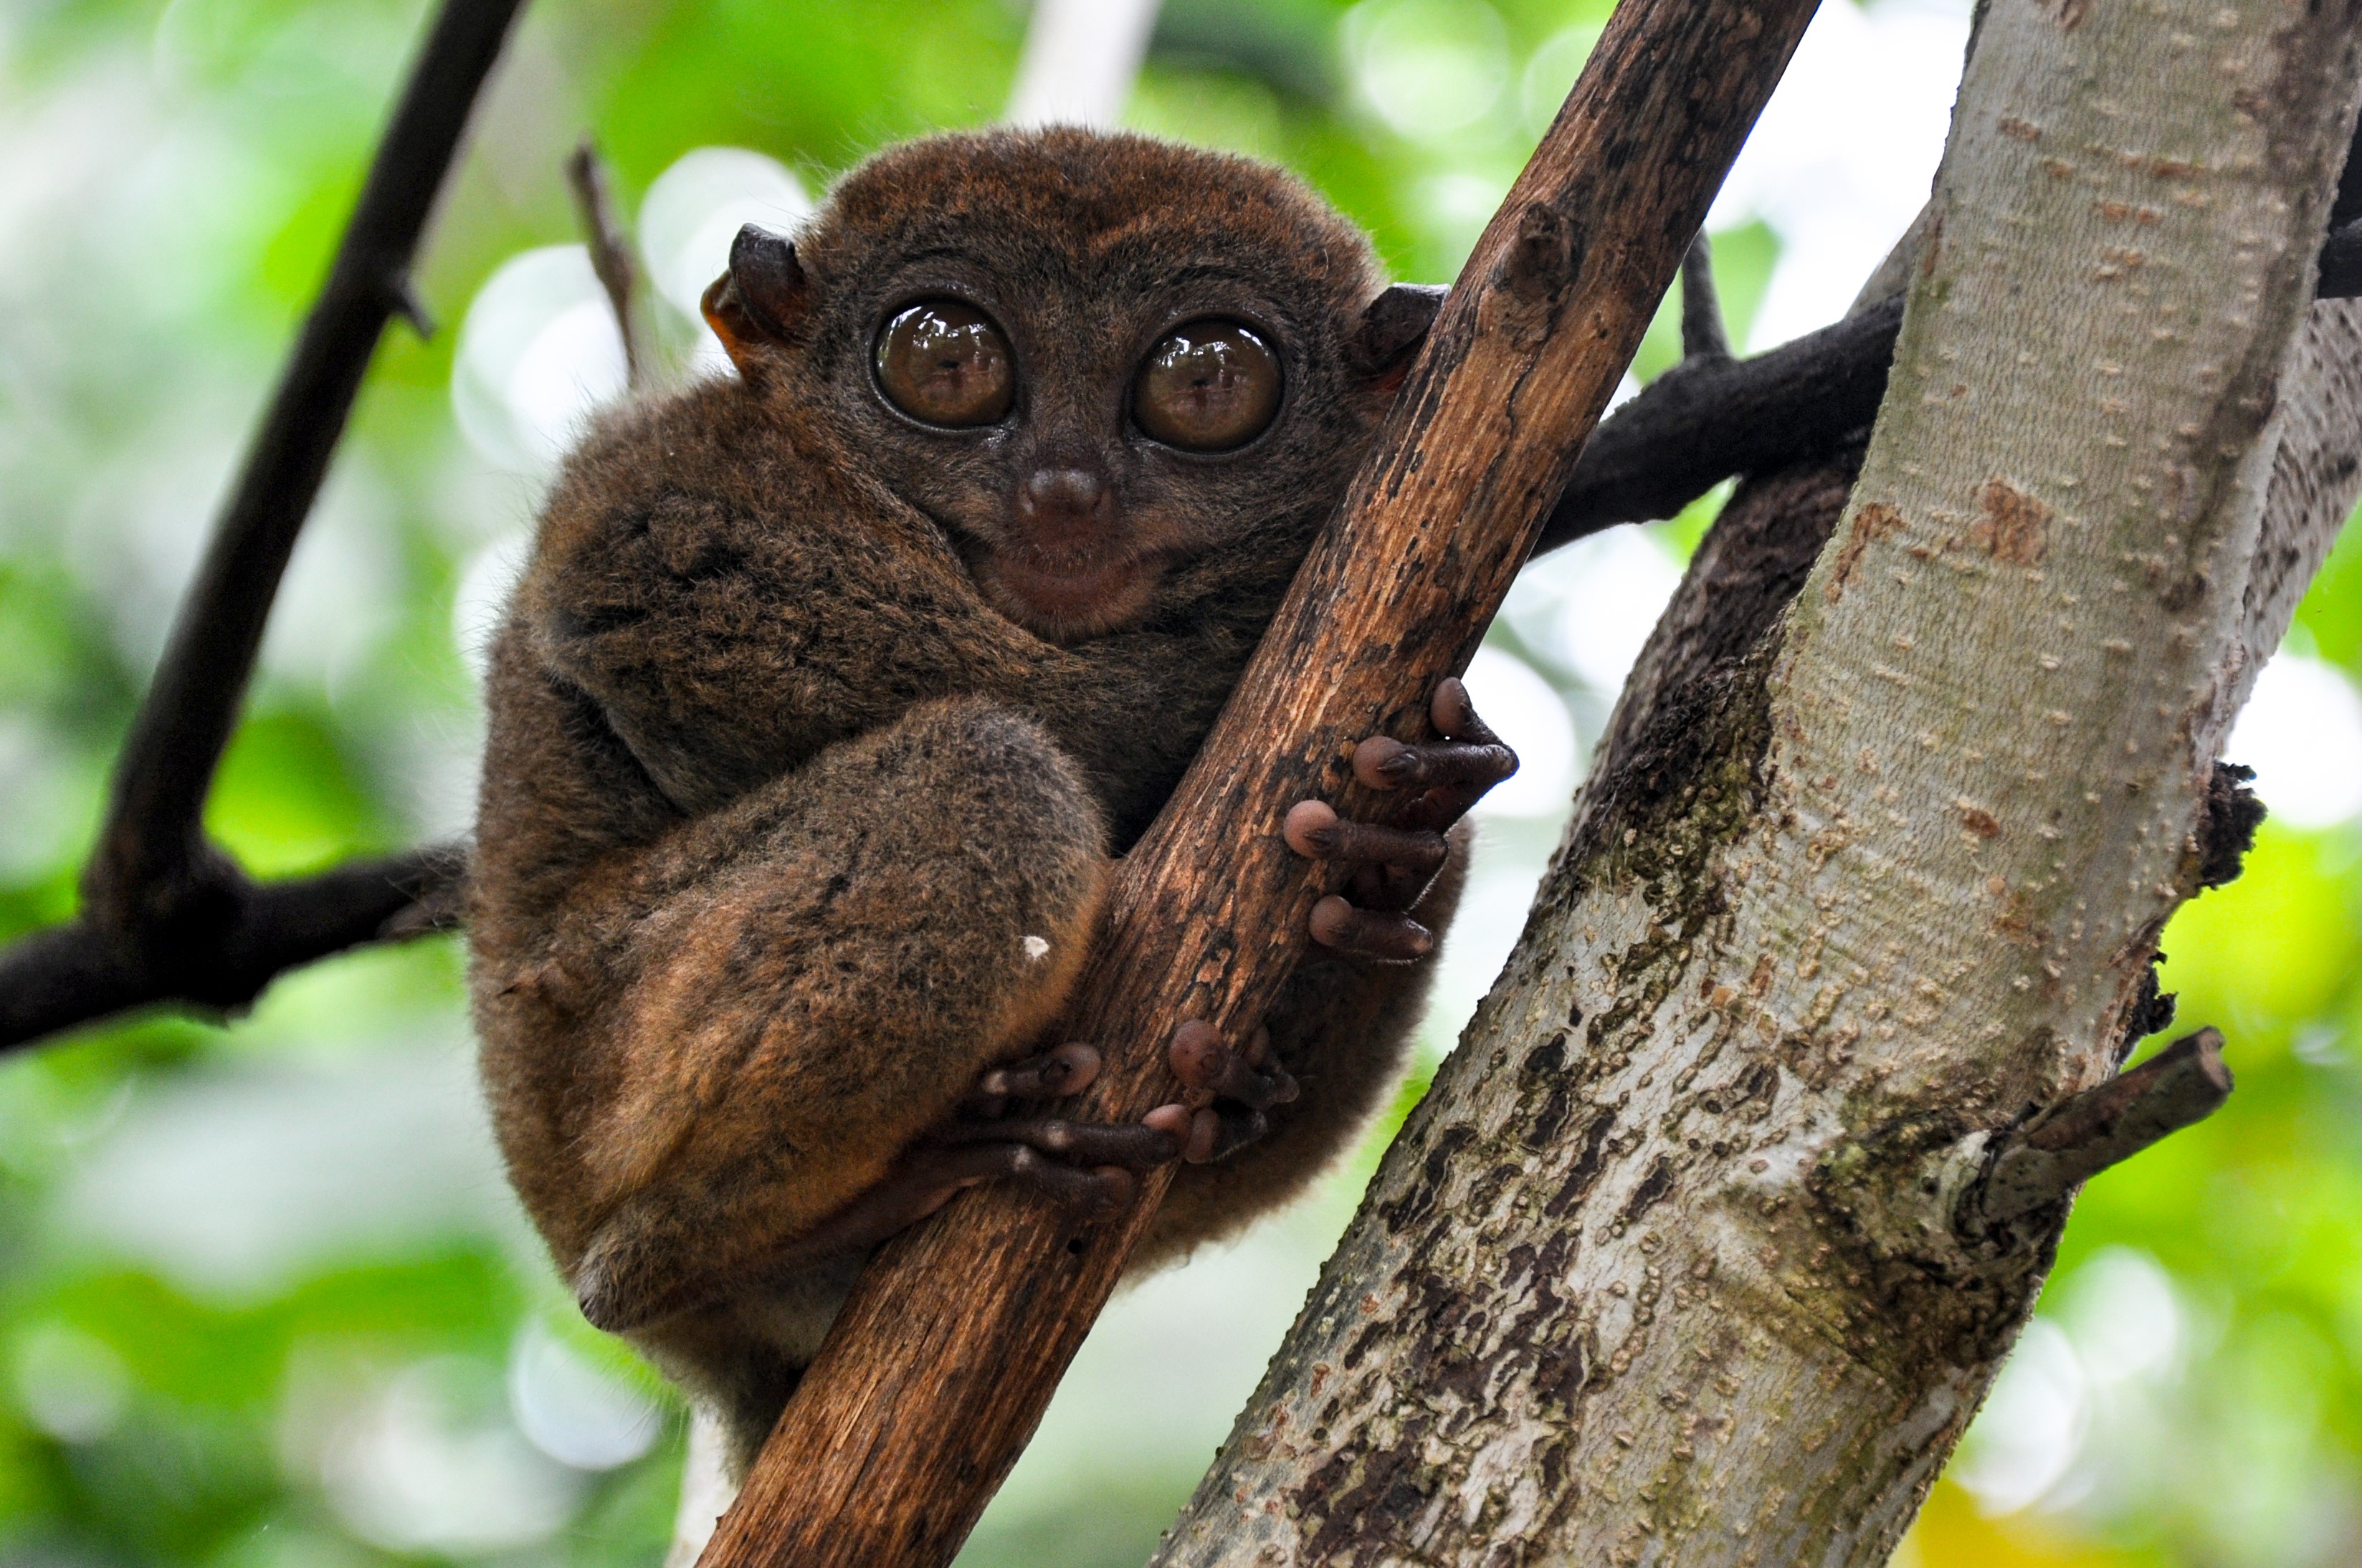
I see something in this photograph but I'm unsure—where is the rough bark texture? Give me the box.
[1151,0,2362,1560]
[692,0,1824,1562]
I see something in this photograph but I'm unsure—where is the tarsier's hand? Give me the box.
[798,1018,1295,1251]
[1284,677,1517,960]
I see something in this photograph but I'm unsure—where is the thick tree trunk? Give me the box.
[1151,0,2362,1561]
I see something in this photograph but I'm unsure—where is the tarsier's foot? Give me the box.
[791,1016,1301,1263]
[1149,1020,1300,1164]
[1284,677,1516,961]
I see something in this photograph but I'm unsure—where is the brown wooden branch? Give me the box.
[567,138,647,388]
[0,0,523,1055]
[1969,1028,2234,1230]
[695,0,1823,1562]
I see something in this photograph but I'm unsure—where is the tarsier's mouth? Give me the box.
[982,548,1162,641]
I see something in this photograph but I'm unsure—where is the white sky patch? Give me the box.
[1954,1317,2090,1516]
[1506,527,1687,698]
[451,245,628,476]
[1708,0,1972,349]
[316,1356,584,1554]
[1343,0,1513,145]
[1006,0,1162,129]
[506,1321,662,1472]
[1462,644,1577,819]
[2227,653,2362,829]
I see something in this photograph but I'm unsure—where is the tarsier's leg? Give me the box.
[1137,678,1515,1268]
[568,696,1146,1334]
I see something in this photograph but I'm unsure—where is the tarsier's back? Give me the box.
[468,127,1492,1480]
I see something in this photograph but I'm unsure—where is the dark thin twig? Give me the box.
[1967,1028,2233,1230]
[0,846,466,1048]
[567,139,647,387]
[0,0,523,1055]
[1680,231,1732,361]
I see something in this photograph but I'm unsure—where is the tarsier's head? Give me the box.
[700,128,1440,643]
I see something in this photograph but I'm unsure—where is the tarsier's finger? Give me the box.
[913,1142,1135,1213]
[1181,1104,1270,1164]
[1310,893,1434,960]
[1353,735,1518,795]
[1282,800,1449,874]
[967,1041,1101,1110]
[1168,1020,1299,1109]
[934,1115,1180,1169]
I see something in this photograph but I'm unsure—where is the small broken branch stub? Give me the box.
[1969,1028,2232,1231]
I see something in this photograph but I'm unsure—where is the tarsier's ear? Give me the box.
[701,224,810,376]
[1348,283,1447,391]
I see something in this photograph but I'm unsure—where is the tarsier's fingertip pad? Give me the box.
[1308,894,1359,947]
[1169,1020,1229,1091]
[1144,1103,1194,1140]
[1354,735,1413,788]
[1090,1167,1138,1211]
[1283,798,1341,856]
[1044,1042,1100,1090]
[1432,676,1471,727]
[1185,1108,1222,1164]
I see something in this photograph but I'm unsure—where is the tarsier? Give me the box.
[470,128,1518,1475]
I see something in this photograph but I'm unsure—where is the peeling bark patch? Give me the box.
[1547,1109,1622,1218]
[1381,1122,1477,1233]
[1619,1156,1678,1224]
[2115,959,2178,1066]
[1970,479,2052,565]
[1301,1435,1430,1563]
[2196,760,2267,887]
[1824,502,1905,603]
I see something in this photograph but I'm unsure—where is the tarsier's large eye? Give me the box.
[875,300,1016,427]
[1133,320,1282,452]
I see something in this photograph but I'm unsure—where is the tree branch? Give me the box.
[567,138,647,388]
[0,844,466,1048]
[1679,231,1733,361]
[0,0,522,1054]
[694,0,1821,1562]
[1968,1029,2232,1230]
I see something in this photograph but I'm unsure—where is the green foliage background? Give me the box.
[0,1,2357,1564]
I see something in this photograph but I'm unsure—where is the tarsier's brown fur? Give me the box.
[470,129,1476,1473]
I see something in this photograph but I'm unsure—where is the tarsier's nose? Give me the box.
[1016,466,1111,548]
